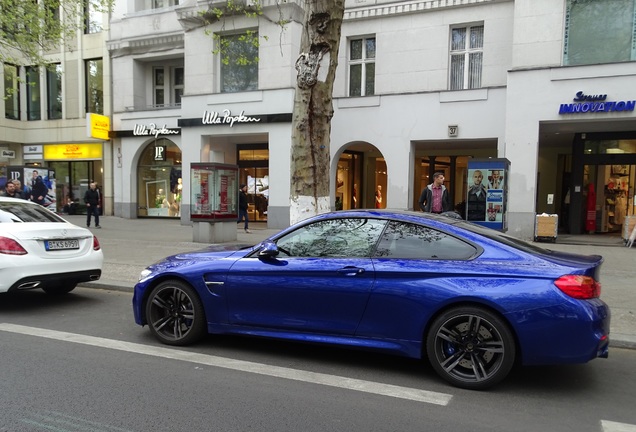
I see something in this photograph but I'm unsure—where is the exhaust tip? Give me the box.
[18,281,41,290]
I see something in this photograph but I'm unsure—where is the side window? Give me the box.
[374,221,476,260]
[276,218,387,258]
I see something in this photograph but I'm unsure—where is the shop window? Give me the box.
[238,145,268,221]
[219,32,259,93]
[449,24,483,90]
[137,140,182,218]
[348,36,375,97]
[564,0,636,66]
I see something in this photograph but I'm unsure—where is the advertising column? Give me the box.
[467,158,510,231]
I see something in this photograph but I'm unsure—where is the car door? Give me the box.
[225,218,388,335]
[357,220,480,342]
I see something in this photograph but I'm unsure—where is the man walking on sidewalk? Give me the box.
[237,184,251,233]
[84,182,101,228]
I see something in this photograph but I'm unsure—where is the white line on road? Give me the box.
[0,323,452,406]
[602,420,636,432]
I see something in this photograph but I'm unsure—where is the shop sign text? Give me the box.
[133,123,180,138]
[202,110,261,127]
[559,91,636,114]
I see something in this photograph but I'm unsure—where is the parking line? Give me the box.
[602,420,636,432]
[0,323,452,406]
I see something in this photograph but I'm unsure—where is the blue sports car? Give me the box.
[132,210,610,390]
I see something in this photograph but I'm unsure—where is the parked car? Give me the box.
[132,210,610,390]
[0,197,103,295]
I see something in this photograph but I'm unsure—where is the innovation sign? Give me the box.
[559,91,636,115]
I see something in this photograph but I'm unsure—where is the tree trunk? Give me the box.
[289,0,345,225]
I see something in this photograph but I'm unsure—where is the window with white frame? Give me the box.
[153,0,179,7]
[348,37,375,97]
[152,66,184,108]
[449,24,483,90]
[219,32,259,93]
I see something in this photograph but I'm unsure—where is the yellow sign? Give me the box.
[86,113,110,140]
[44,143,103,160]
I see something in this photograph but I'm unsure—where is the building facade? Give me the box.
[107,0,636,240]
[0,2,112,214]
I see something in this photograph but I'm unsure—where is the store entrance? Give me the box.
[583,164,635,235]
[48,160,103,214]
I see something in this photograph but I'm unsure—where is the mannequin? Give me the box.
[375,185,382,209]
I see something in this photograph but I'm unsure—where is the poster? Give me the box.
[467,159,509,231]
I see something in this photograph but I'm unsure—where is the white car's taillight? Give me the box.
[93,236,101,251]
[0,236,28,255]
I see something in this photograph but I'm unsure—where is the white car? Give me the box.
[0,197,103,295]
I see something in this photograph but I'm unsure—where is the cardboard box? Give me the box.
[535,215,558,239]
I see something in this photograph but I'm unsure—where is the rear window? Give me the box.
[452,220,556,256]
[0,201,65,223]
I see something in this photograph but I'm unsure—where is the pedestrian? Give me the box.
[418,172,451,214]
[1,180,22,198]
[237,183,251,233]
[12,179,26,199]
[84,182,101,228]
[30,175,49,205]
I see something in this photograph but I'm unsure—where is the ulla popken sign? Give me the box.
[133,123,180,138]
[202,109,261,127]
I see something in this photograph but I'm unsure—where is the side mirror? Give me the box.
[258,240,280,258]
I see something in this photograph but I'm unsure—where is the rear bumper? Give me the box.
[511,298,611,365]
[7,270,102,292]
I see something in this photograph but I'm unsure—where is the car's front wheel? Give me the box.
[426,306,515,390]
[145,280,206,346]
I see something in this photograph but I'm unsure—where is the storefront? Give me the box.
[567,132,636,235]
[136,139,182,218]
[5,143,104,214]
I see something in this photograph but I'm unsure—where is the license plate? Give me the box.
[45,239,80,251]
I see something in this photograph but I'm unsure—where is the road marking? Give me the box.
[0,323,452,406]
[602,420,636,432]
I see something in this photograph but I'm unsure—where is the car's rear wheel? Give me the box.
[42,284,77,295]
[426,306,515,390]
[145,280,206,346]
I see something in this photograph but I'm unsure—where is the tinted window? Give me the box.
[374,221,476,260]
[276,218,387,258]
[0,201,64,223]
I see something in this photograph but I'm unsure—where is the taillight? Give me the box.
[0,236,28,255]
[93,236,101,251]
[554,275,601,299]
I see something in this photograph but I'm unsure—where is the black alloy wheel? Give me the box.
[145,280,206,346]
[426,306,515,390]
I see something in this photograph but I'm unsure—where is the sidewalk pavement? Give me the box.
[71,215,636,350]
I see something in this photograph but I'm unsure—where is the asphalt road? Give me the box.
[1,287,636,432]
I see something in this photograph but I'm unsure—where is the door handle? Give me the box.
[338,267,365,276]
